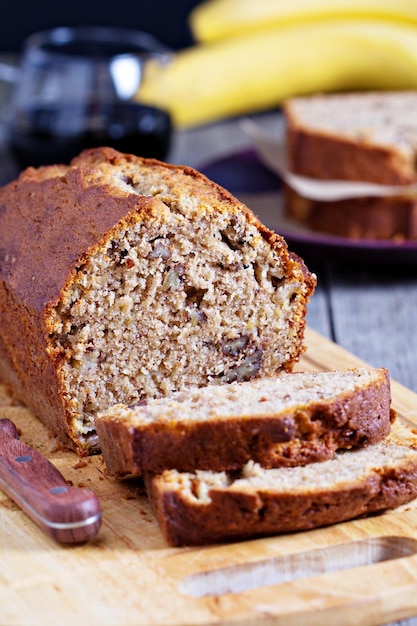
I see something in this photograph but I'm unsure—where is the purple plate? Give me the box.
[201,150,417,266]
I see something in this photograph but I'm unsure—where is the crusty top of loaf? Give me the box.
[0,147,312,314]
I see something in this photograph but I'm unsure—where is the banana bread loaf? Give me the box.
[147,437,417,546]
[96,367,393,476]
[0,147,315,455]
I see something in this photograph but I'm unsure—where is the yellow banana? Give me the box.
[190,0,417,43]
[137,19,417,128]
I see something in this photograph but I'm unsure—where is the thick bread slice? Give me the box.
[95,367,393,476]
[146,437,417,546]
[284,91,417,185]
[284,186,417,240]
[0,147,315,455]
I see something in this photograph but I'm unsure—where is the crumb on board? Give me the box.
[73,460,88,470]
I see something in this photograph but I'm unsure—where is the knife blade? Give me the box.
[0,418,102,543]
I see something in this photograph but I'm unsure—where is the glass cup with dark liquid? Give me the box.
[4,26,173,169]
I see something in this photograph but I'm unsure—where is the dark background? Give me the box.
[1,0,204,51]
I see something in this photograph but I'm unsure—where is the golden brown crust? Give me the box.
[146,446,417,547]
[0,147,315,453]
[96,368,392,476]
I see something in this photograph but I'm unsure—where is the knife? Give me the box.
[0,418,102,543]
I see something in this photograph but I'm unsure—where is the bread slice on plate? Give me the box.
[283,91,417,239]
[0,147,315,455]
[284,187,417,240]
[95,367,393,476]
[146,437,417,546]
[284,91,417,185]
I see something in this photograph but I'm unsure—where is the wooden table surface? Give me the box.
[0,110,416,626]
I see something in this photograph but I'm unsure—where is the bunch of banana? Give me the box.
[136,1,417,128]
[190,0,417,43]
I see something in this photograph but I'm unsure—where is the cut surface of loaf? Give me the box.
[95,367,393,476]
[284,91,417,185]
[147,437,417,546]
[0,147,315,455]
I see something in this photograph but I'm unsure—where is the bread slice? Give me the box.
[0,147,315,455]
[285,186,417,240]
[283,92,417,240]
[95,367,393,476]
[284,91,417,185]
[146,437,417,546]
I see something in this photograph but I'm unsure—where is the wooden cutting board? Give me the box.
[2,327,417,626]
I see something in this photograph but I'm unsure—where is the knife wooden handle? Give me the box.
[0,418,101,543]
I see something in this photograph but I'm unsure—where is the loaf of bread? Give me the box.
[283,91,417,239]
[0,147,315,455]
[96,367,393,476]
[147,437,417,546]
